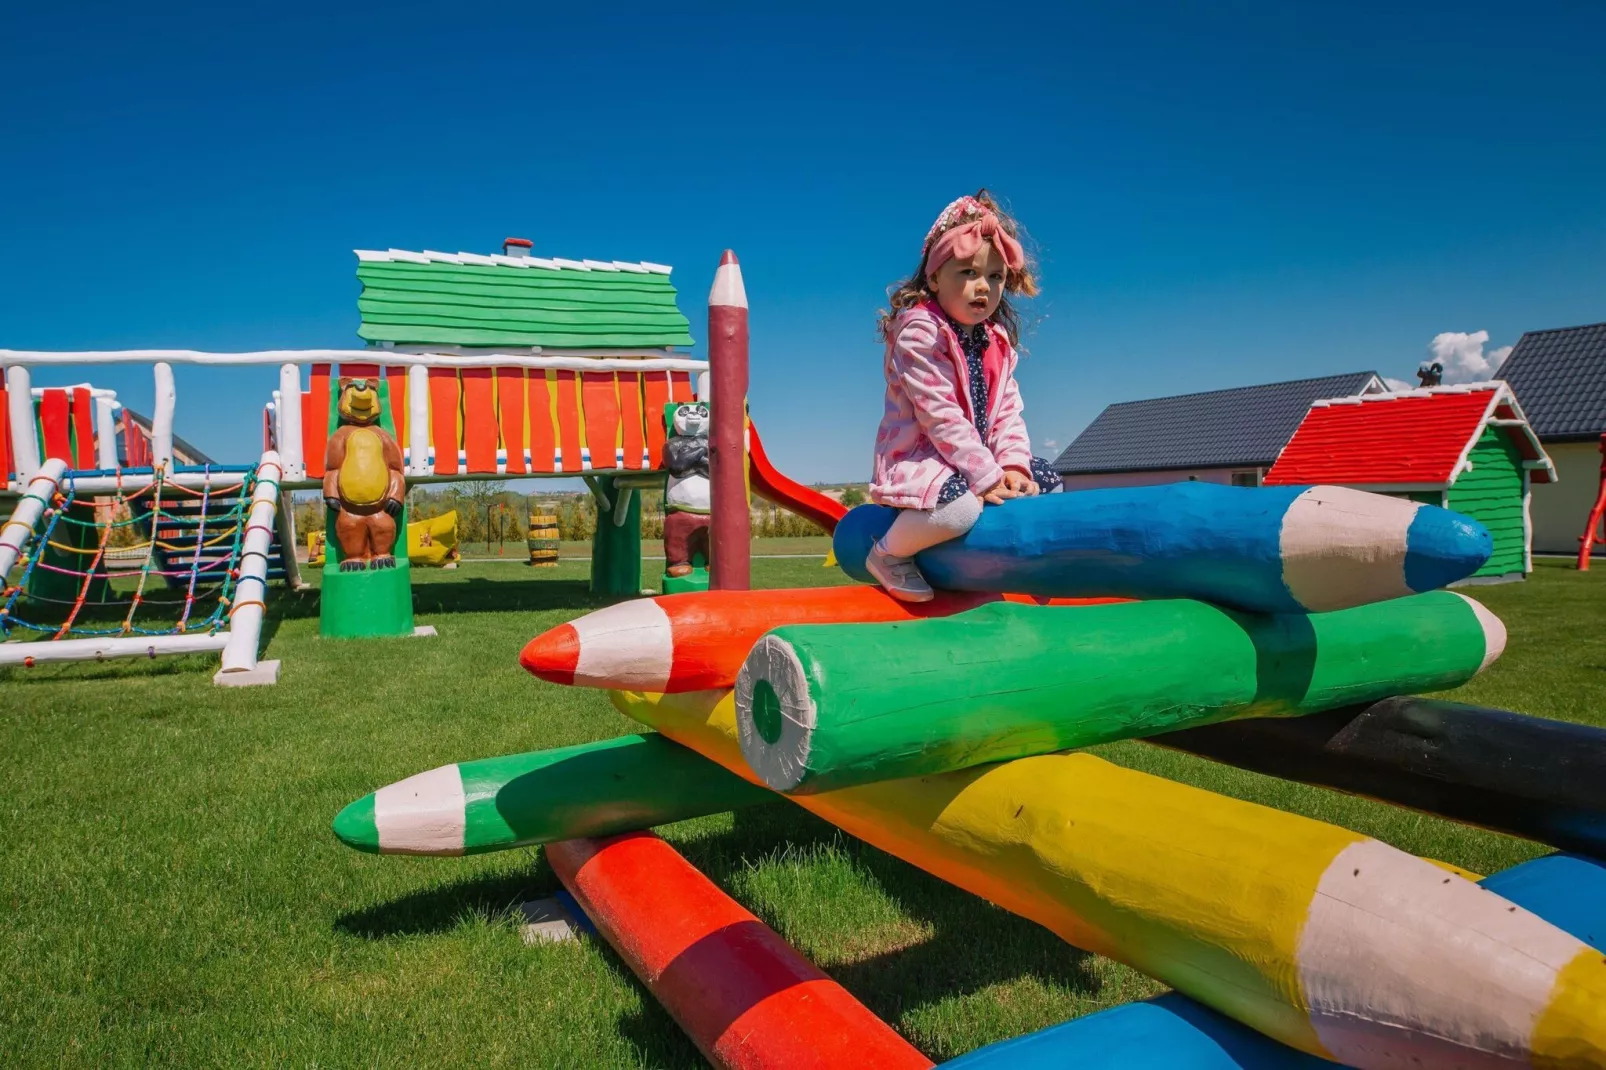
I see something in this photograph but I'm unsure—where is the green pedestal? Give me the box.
[590,478,643,599]
[320,559,415,638]
[26,503,111,608]
[316,377,416,639]
[662,567,710,595]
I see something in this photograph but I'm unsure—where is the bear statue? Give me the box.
[323,376,405,571]
[662,401,711,579]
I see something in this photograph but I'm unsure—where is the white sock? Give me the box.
[877,494,983,558]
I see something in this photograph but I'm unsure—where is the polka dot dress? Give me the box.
[936,317,1062,505]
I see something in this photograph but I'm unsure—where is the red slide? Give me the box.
[1577,433,1606,570]
[747,421,848,534]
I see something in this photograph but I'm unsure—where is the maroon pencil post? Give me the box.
[707,250,751,590]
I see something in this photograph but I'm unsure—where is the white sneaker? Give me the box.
[865,542,934,602]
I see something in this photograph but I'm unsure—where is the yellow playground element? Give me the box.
[307,510,460,568]
[408,510,460,567]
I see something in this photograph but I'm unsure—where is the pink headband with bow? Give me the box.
[922,196,1026,279]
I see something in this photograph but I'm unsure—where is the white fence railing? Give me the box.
[3,350,707,491]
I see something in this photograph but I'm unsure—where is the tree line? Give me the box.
[291,480,861,548]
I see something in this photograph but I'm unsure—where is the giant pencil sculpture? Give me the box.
[708,250,751,590]
[735,592,1504,794]
[519,586,1121,693]
[944,852,1606,1069]
[615,688,1606,1069]
[520,594,1604,853]
[1157,696,1606,860]
[945,995,1331,1069]
[833,484,1492,613]
[1481,852,1606,948]
[330,734,772,856]
[549,830,933,1070]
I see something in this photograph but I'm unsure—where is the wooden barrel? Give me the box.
[528,514,559,567]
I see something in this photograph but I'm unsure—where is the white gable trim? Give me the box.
[353,248,674,276]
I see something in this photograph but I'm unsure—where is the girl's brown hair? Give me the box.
[878,188,1039,346]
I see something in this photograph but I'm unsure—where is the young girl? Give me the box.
[865,191,1061,602]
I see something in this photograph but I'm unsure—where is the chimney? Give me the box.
[503,237,533,258]
[1416,361,1444,389]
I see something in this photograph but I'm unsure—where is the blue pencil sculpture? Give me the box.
[834,483,1492,614]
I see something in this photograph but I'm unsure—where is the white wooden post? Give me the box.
[7,366,40,481]
[151,362,176,472]
[408,363,430,475]
[277,363,304,481]
[0,632,230,667]
[0,457,66,576]
[94,397,119,470]
[216,449,283,686]
[1522,469,1533,575]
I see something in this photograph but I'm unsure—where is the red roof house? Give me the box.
[1266,382,1555,580]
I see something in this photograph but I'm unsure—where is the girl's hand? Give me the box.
[1002,471,1040,497]
[976,478,1017,505]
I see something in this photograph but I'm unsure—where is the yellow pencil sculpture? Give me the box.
[612,688,1606,1069]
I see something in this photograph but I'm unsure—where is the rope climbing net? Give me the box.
[0,464,277,651]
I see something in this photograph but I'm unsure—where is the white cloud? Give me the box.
[1382,377,1414,392]
[1425,331,1512,384]
[1042,438,1060,452]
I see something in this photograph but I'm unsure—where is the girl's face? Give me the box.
[928,240,1008,326]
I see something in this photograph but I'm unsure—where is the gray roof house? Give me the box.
[1494,321,1606,553]
[1495,322,1606,441]
[1053,371,1385,490]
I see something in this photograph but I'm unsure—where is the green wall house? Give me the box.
[1265,382,1555,581]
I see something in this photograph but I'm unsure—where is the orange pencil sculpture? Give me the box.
[520,586,1122,692]
[549,831,932,1070]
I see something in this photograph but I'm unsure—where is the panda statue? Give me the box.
[662,401,712,586]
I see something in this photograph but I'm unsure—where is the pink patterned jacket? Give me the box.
[869,302,1035,510]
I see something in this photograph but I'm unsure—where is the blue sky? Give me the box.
[4,2,1603,484]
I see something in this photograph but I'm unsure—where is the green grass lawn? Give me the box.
[1,558,1602,1066]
